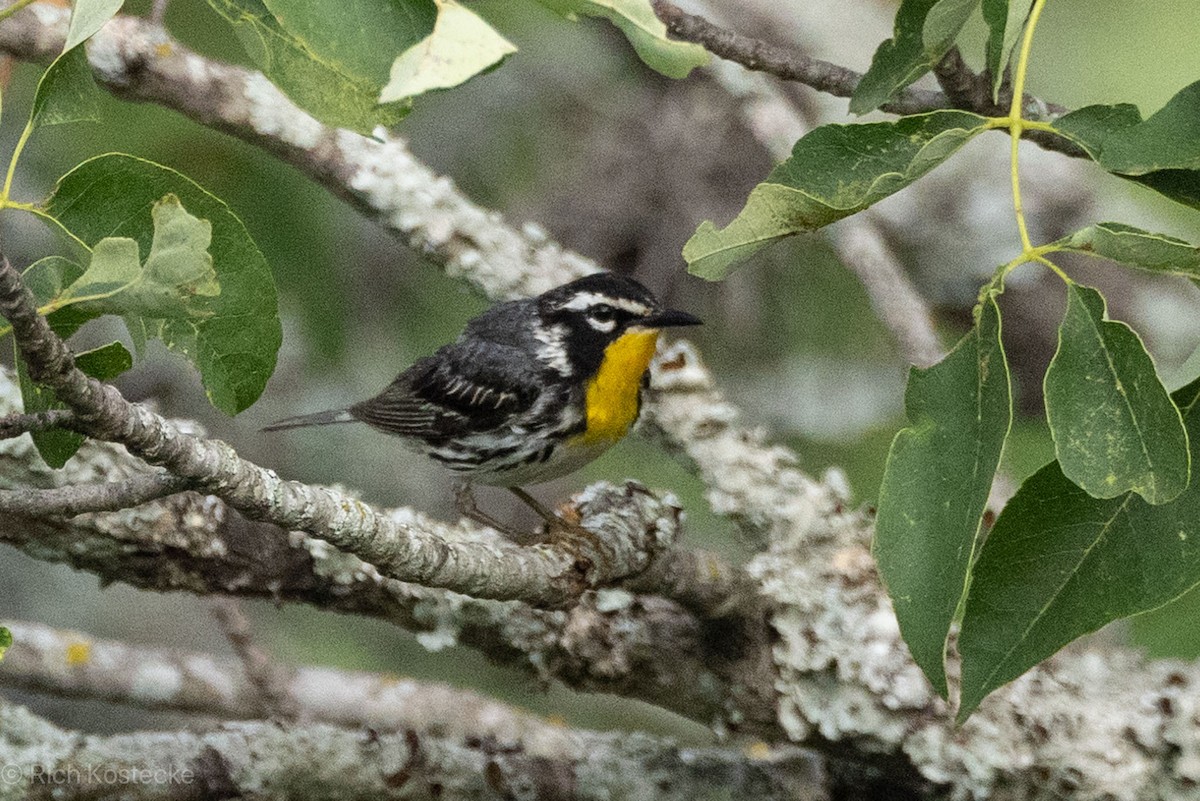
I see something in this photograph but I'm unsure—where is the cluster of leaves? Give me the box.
[204,0,709,133]
[1,0,278,466]
[684,0,1200,717]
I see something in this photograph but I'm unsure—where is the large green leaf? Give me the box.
[1056,223,1200,278]
[64,0,124,51]
[380,0,516,104]
[874,291,1011,698]
[43,154,280,415]
[1053,102,1200,211]
[206,0,429,132]
[1044,284,1188,504]
[959,377,1200,719]
[684,111,988,279]
[535,0,708,78]
[981,0,1032,99]
[849,0,980,115]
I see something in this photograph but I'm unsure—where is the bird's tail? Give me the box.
[261,408,357,432]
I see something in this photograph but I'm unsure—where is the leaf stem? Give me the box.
[0,121,33,208]
[1003,0,1064,282]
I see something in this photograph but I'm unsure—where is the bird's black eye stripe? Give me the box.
[588,303,617,322]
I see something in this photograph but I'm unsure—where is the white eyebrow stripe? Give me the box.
[560,292,652,315]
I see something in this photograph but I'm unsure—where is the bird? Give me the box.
[264,272,702,532]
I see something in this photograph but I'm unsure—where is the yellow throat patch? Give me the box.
[575,328,660,445]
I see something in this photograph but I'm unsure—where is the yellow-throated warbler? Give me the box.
[264,273,701,526]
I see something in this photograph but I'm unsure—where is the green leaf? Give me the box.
[849,0,980,115]
[684,111,988,279]
[29,47,102,130]
[75,341,134,380]
[64,0,125,52]
[959,377,1200,719]
[1101,80,1200,175]
[0,627,10,661]
[206,0,430,132]
[15,339,130,469]
[43,153,280,415]
[981,0,1032,98]
[1055,222,1200,278]
[874,291,1011,698]
[535,0,708,78]
[58,197,220,320]
[1044,283,1189,504]
[380,0,516,104]
[1053,103,1200,211]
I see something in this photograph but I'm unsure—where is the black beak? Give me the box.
[644,308,703,328]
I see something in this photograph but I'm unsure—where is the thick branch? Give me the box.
[0,472,186,516]
[0,409,73,439]
[0,700,822,801]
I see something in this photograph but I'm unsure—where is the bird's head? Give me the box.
[535,273,702,378]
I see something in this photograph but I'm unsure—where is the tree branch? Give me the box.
[0,698,823,801]
[651,0,946,115]
[0,409,74,439]
[0,472,186,516]
[651,1,1086,159]
[209,600,298,721]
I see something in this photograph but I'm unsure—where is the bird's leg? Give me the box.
[509,487,606,557]
[507,487,560,527]
[454,483,527,541]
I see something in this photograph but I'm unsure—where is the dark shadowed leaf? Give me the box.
[684,111,988,279]
[1044,284,1189,504]
[874,291,1011,698]
[981,0,1032,99]
[959,378,1200,719]
[850,0,979,114]
[1053,103,1200,211]
[29,48,102,130]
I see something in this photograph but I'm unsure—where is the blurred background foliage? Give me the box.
[1,0,1199,739]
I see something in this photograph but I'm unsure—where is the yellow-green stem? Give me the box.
[0,121,33,208]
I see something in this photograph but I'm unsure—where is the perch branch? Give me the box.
[0,366,780,736]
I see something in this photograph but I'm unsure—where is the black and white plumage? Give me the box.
[264,273,701,488]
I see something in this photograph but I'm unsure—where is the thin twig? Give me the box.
[0,408,74,439]
[210,599,298,721]
[652,1,1085,158]
[0,472,187,516]
[651,0,944,115]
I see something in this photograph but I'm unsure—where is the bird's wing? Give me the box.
[349,339,541,440]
